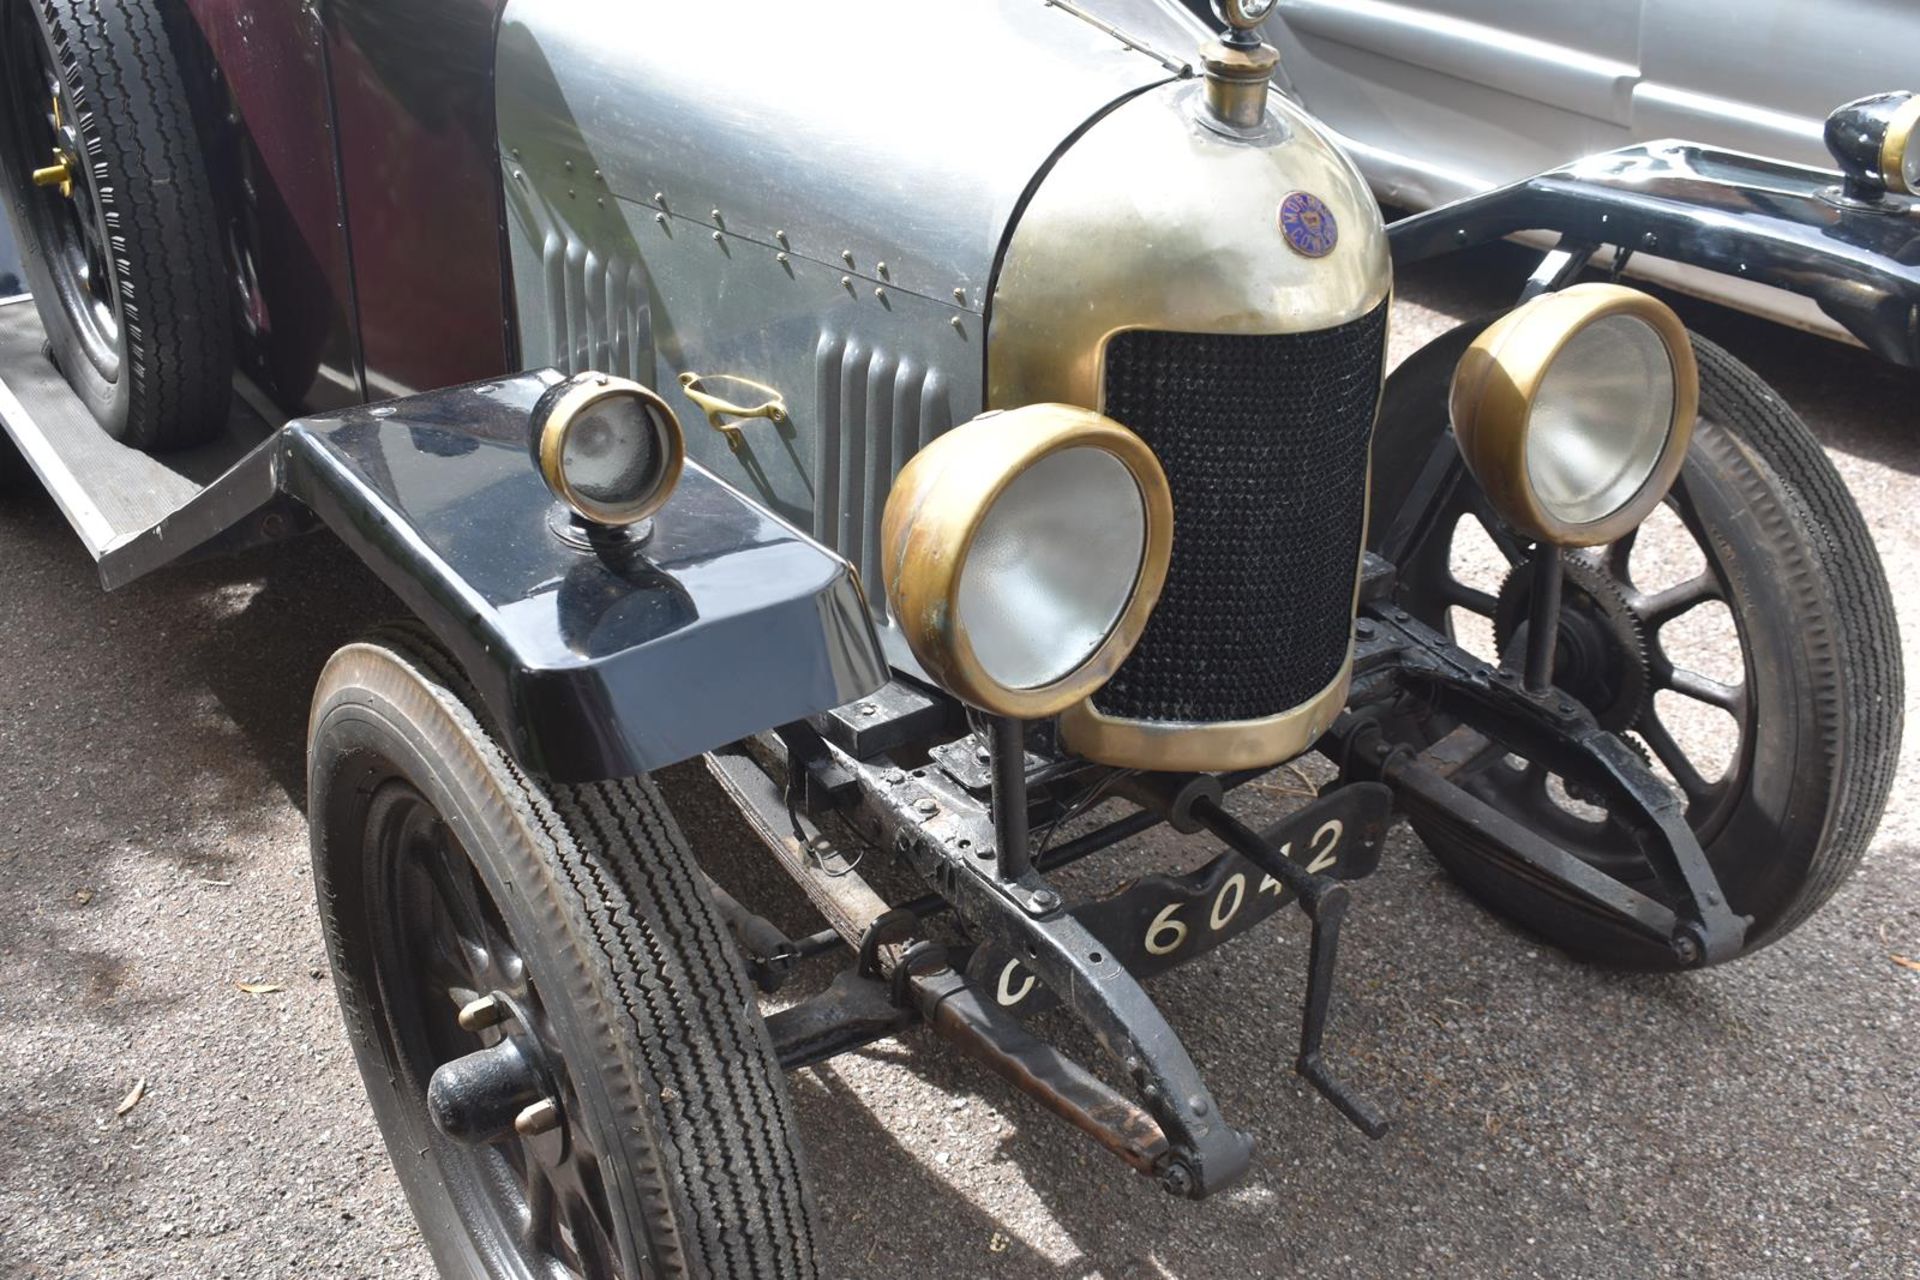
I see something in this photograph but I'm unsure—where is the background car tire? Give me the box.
[0,0,231,449]
[309,628,819,1279]
[1371,328,1902,968]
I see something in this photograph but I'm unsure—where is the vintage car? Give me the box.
[0,0,1912,1275]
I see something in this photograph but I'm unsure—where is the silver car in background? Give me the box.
[1254,0,1918,344]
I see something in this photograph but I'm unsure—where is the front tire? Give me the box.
[309,630,818,1279]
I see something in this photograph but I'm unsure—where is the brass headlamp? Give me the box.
[1450,284,1697,548]
[881,405,1173,718]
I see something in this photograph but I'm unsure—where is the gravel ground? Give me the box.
[0,247,1915,1279]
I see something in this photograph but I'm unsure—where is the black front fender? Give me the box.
[1388,141,1920,370]
[110,371,888,782]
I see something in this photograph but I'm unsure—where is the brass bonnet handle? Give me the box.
[677,371,788,451]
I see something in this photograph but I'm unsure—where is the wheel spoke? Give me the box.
[566,1191,618,1277]
[1469,501,1529,566]
[523,1167,558,1253]
[419,893,483,992]
[428,833,488,937]
[1663,665,1745,715]
[1639,571,1720,627]
[77,210,104,258]
[40,72,61,134]
[1637,714,1714,803]
[414,832,494,976]
[1603,526,1638,586]
[571,1149,612,1238]
[1442,578,1498,616]
[425,917,465,979]
[1375,432,1465,566]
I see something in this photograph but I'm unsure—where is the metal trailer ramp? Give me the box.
[0,296,284,584]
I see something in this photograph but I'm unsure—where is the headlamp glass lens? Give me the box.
[1525,314,1676,527]
[562,397,662,513]
[956,446,1146,691]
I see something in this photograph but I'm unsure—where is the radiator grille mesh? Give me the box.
[1091,302,1389,724]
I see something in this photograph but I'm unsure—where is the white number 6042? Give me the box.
[1143,818,1347,961]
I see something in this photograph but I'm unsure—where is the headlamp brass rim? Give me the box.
[1450,283,1698,549]
[534,373,687,528]
[881,404,1174,719]
[1880,93,1920,196]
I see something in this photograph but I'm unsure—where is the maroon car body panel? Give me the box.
[181,0,512,415]
[326,0,512,399]
[182,0,362,412]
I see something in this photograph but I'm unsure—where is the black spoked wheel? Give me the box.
[0,0,232,448]
[0,11,116,374]
[1371,327,1901,967]
[1394,455,1757,875]
[364,784,625,1276]
[310,629,819,1279]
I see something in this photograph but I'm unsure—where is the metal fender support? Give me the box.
[1388,142,1920,369]
[102,371,888,781]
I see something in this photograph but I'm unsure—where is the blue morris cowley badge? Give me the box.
[1278,191,1339,257]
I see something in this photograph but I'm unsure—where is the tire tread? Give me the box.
[1688,337,1902,944]
[39,0,230,446]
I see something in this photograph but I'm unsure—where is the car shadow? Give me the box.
[171,533,403,808]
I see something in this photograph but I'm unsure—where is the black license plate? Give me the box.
[967,782,1394,1017]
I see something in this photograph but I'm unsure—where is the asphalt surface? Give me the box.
[1,247,1916,1279]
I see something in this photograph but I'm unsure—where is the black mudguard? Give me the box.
[106,371,888,782]
[1389,141,1920,369]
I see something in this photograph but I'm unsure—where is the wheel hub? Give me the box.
[30,87,75,198]
[426,990,569,1149]
[5,26,120,368]
[1494,553,1650,731]
[368,791,618,1275]
[31,151,73,198]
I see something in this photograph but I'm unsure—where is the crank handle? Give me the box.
[1295,891,1389,1139]
[1300,1051,1389,1139]
[1187,796,1388,1140]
